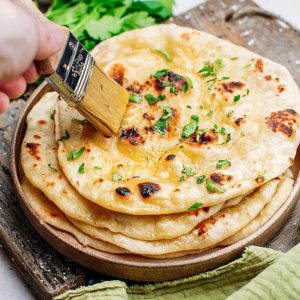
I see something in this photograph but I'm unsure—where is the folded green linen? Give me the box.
[54,245,285,300]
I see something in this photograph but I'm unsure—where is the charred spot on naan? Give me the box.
[264,75,272,81]
[115,187,131,197]
[188,206,210,216]
[25,142,41,160]
[33,134,42,139]
[276,84,286,93]
[138,182,161,198]
[210,172,233,185]
[38,120,47,125]
[108,63,125,86]
[266,109,299,138]
[234,117,246,127]
[165,154,176,161]
[120,127,145,146]
[255,58,264,73]
[219,81,245,94]
[188,130,218,145]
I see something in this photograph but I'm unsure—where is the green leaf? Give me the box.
[191,115,200,122]
[78,163,85,174]
[48,163,57,172]
[153,69,168,80]
[188,202,203,211]
[182,165,196,176]
[216,159,231,169]
[50,111,55,121]
[153,106,174,135]
[129,94,142,103]
[225,133,231,143]
[213,124,226,135]
[206,179,225,193]
[186,77,193,89]
[179,175,185,182]
[207,110,214,117]
[112,173,122,181]
[145,93,166,105]
[170,86,177,94]
[67,147,85,161]
[121,11,155,31]
[155,49,172,61]
[58,130,70,141]
[94,166,102,170]
[197,175,205,184]
[234,95,241,103]
[182,121,198,138]
[71,118,91,125]
[162,81,173,87]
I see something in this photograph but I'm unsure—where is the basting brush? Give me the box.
[17,0,129,136]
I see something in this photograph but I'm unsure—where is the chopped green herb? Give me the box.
[186,105,192,109]
[179,175,185,182]
[182,165,196,176]
[153,69,168,80]
[72,118,91,125]
[145,93,166,105]
[170,86,177,94]
[175,74,182,80]
[234,95,241,103]
[213,124,226,135]
[112,173,122,181]
[129,94,142,103]
[161,81,173,87]
[199,58,224,78]
[50,111,54,121]
[206,179,225,193]
[179,145,184,148]
[153,106,174,135]
[182,119,198,138]
[197,175,206,184]
[246,88,250,95]
[222,76,230,80]
[185,77,193,89]
[207,109,214,117]
[58,130,70,141]
[241,132,245,137]
[48,163,57,172]
[216,159,231,169]
[206,77,217,83]
[94,166,102,170]
[208,84,214,91]
[230,57,239,60]
[182,82,188,93]
[197,128,208,135]
[257,170,266,178]
[216,58,224,68]
[67,147,85,161]
[188,202,203,211]
[226,111,232,118]
[155,49,172,61]
[244,64,251,68]
[191,115,200,122]
[199,105,204,110]
[225,133,231,143]
[78,163,85,174]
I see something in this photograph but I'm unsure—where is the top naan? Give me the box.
[57,24,300,215]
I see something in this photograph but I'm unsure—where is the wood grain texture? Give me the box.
[0,0,300,298]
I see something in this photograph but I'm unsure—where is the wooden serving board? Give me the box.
[1,0,300,298]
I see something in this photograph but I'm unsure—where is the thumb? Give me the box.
[35,21,67,61]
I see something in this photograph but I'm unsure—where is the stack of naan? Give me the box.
[20,24,300,258]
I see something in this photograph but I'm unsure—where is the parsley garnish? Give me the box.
[216,159,231,169]
[225,133,231,143]
[72,118,91,125]
[241,132,245,137]
[245,89,250,96]
[199,105,204,110]
[186,77,193,88]
[67,147,85,161]
[197,175,205,184]
[145,93,166,105]
[182,116,199,138]
[94,166,102,170]
[188,202,203,211]
[207,109,214,117]
[222,76,230,80]
[58,130,70,141]
[153,69,168,80]
[112,173,122,181]
[208,84,214,91]
[155,49,172,61]
[183,77,193,92]
[206,179,225,193]
[50,111,54,121]
[234,95,241,103]
[78,163,85,174]
[230,57,239,60]
[206,77,217,83]
[226,111,232,118]
[195,128,208,142]
[48,163,57,172]
[187,105,192,109]
[244,64,251,68]
[162,81,173,87]
[170,86,177,94]
[213,124,226,135]
[179,175,185,182]
[129,94,142,103]
[153,106,174,135]
[182,165,196,176]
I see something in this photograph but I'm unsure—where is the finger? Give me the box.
[0,76,27,99]
[0,92,10,113]
[23,63,39,84]
[35,21,67,61]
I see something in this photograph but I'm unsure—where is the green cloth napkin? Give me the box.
[54,244,300,300]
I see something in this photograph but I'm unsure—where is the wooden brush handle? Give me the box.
[13,0,69,75]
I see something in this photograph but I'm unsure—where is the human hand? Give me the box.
[0,0,65,113]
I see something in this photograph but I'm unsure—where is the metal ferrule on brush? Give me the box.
[47,32,94,107]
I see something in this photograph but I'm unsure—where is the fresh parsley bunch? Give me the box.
[46,0,175,50]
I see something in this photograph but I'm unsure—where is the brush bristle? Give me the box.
[78,65,129,135]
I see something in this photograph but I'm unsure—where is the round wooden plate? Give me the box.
[10,81,300,282]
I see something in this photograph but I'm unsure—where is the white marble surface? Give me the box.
[1,1,300,299]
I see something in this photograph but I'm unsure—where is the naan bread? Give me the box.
[56,24,300,215]
[221,176,294,245]
[21,177,128,254]
[22,93,238,241]
[68,178,281,255]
